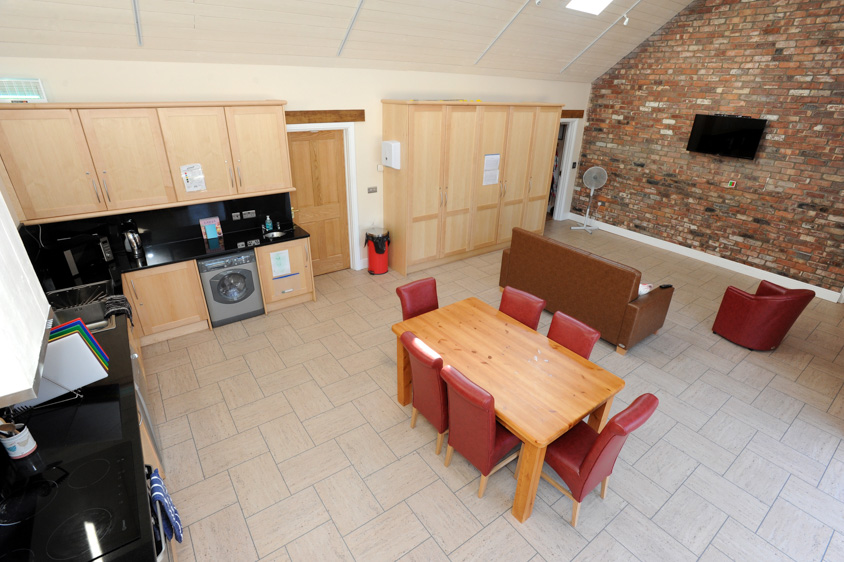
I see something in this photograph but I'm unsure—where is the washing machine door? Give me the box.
[209,269,255,304]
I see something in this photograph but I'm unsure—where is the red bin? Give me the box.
[365,228,390,275]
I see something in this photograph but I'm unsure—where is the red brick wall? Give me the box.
[577,0,844,292]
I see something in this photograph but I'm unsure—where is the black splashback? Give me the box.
[19,193,292,292]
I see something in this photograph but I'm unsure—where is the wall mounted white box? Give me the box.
[382,141,401,169]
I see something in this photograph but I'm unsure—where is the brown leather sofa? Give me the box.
[499,228,674,354]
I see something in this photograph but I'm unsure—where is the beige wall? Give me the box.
[0,57,591,263]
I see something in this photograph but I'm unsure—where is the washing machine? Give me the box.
[197,249,264,327]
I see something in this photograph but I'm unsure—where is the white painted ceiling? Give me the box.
[0,0,694,83]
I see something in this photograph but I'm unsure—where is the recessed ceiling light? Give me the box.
[566,0,614,15]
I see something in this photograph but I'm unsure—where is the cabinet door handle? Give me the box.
[440,189,443,207]
[503,181,507,198]
[88,174,101,203]
[444,188,448,207]
[228,167,234,189]
[102,172,111,202]
[529,178,532,192]
[305,243,310,263]
[499,182,503,199]
[237,166,243,186]
[130,279,139,300]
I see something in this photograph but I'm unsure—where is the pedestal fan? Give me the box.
[571,166,607,234]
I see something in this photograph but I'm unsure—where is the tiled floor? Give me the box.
[141,219,844,562]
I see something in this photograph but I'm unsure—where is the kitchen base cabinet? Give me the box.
[122,260,210,340]
[255,238,316,313]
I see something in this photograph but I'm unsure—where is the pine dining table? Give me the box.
[391,297,625,522]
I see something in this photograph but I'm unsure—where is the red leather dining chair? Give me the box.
[400,331,448,455]
[396,278,439,321]
[547,311,601,360]
[499,286,546,330]
[440,365,521,498]
[541,393,658,527]
[712,280,815,351]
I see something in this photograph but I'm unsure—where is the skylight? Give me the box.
[566,0,614,15]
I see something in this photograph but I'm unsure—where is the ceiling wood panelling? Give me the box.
[0,0,694,83]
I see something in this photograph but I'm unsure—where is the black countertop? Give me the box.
[0,316,157,561]
[118,224,311,272]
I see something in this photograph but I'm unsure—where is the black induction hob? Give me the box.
[0,317,156,561]
[0,440,140,561]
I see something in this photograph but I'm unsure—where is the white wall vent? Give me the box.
[0,79,48,103]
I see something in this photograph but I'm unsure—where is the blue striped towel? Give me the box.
[150,468,183,543]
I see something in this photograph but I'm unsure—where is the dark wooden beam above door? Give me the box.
[286,110,365,124]
[561,110,585,118]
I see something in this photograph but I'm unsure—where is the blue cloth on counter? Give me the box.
[150,468,183,543]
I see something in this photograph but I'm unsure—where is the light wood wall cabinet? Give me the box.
[122,260,209,336]
[383,100,562,275]
[0,101,294,224]
[0,109,106,219]
[78,108,177,209]
[254,238,316,313]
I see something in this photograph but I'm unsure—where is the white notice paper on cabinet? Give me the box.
[483,154,500,186]
[271,250,292,279]
[180,163,207,192]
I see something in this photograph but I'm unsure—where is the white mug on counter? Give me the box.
[1,423,38,459]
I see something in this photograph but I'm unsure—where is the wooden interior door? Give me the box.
[78,108,176,210]
[288,129,350,275]
[408,106,444,264]
[523,107,560,233]
[471,106,508,249]
[157,107,235,202]
[497,107,535,243]
[0,109,106,219]
[225,106,293,194]
[441,106,478,257]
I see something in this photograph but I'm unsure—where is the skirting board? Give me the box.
[561,214,843,303]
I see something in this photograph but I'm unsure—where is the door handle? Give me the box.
[440,189,443,207]
[130,279,140,301]
[237,165,243,186]
[444,188,448,207]
[102,171,111,202]
[88,173,101,203]
[228,166,234,189]
[503,181,507,198]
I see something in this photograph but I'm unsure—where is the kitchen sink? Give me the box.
[47,280,116,333]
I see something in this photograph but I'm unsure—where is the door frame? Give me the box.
[552,118,580,222]
[286,122,362,271]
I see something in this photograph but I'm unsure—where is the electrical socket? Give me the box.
[232,212,241,220]
[367,186,377,193]
[247,239,260,247]
[242,210,256,219]
[237,241,246,249]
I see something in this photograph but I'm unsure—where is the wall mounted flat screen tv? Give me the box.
[686,114,766,160]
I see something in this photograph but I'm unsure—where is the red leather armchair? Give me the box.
[712,280,815,351]
[547,311,601,360]
[400,331,448,455]
[541,393,658,526]
[396,278,439,321]
[500,286,546,331]
[440,365,521,498]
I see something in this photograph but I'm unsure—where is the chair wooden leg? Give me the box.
[571,500,581,527]
[601,476,609,499]
[410,407,418,429]
[478,475,489,498]
[435,432,445,455]
[444,445,454,467]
